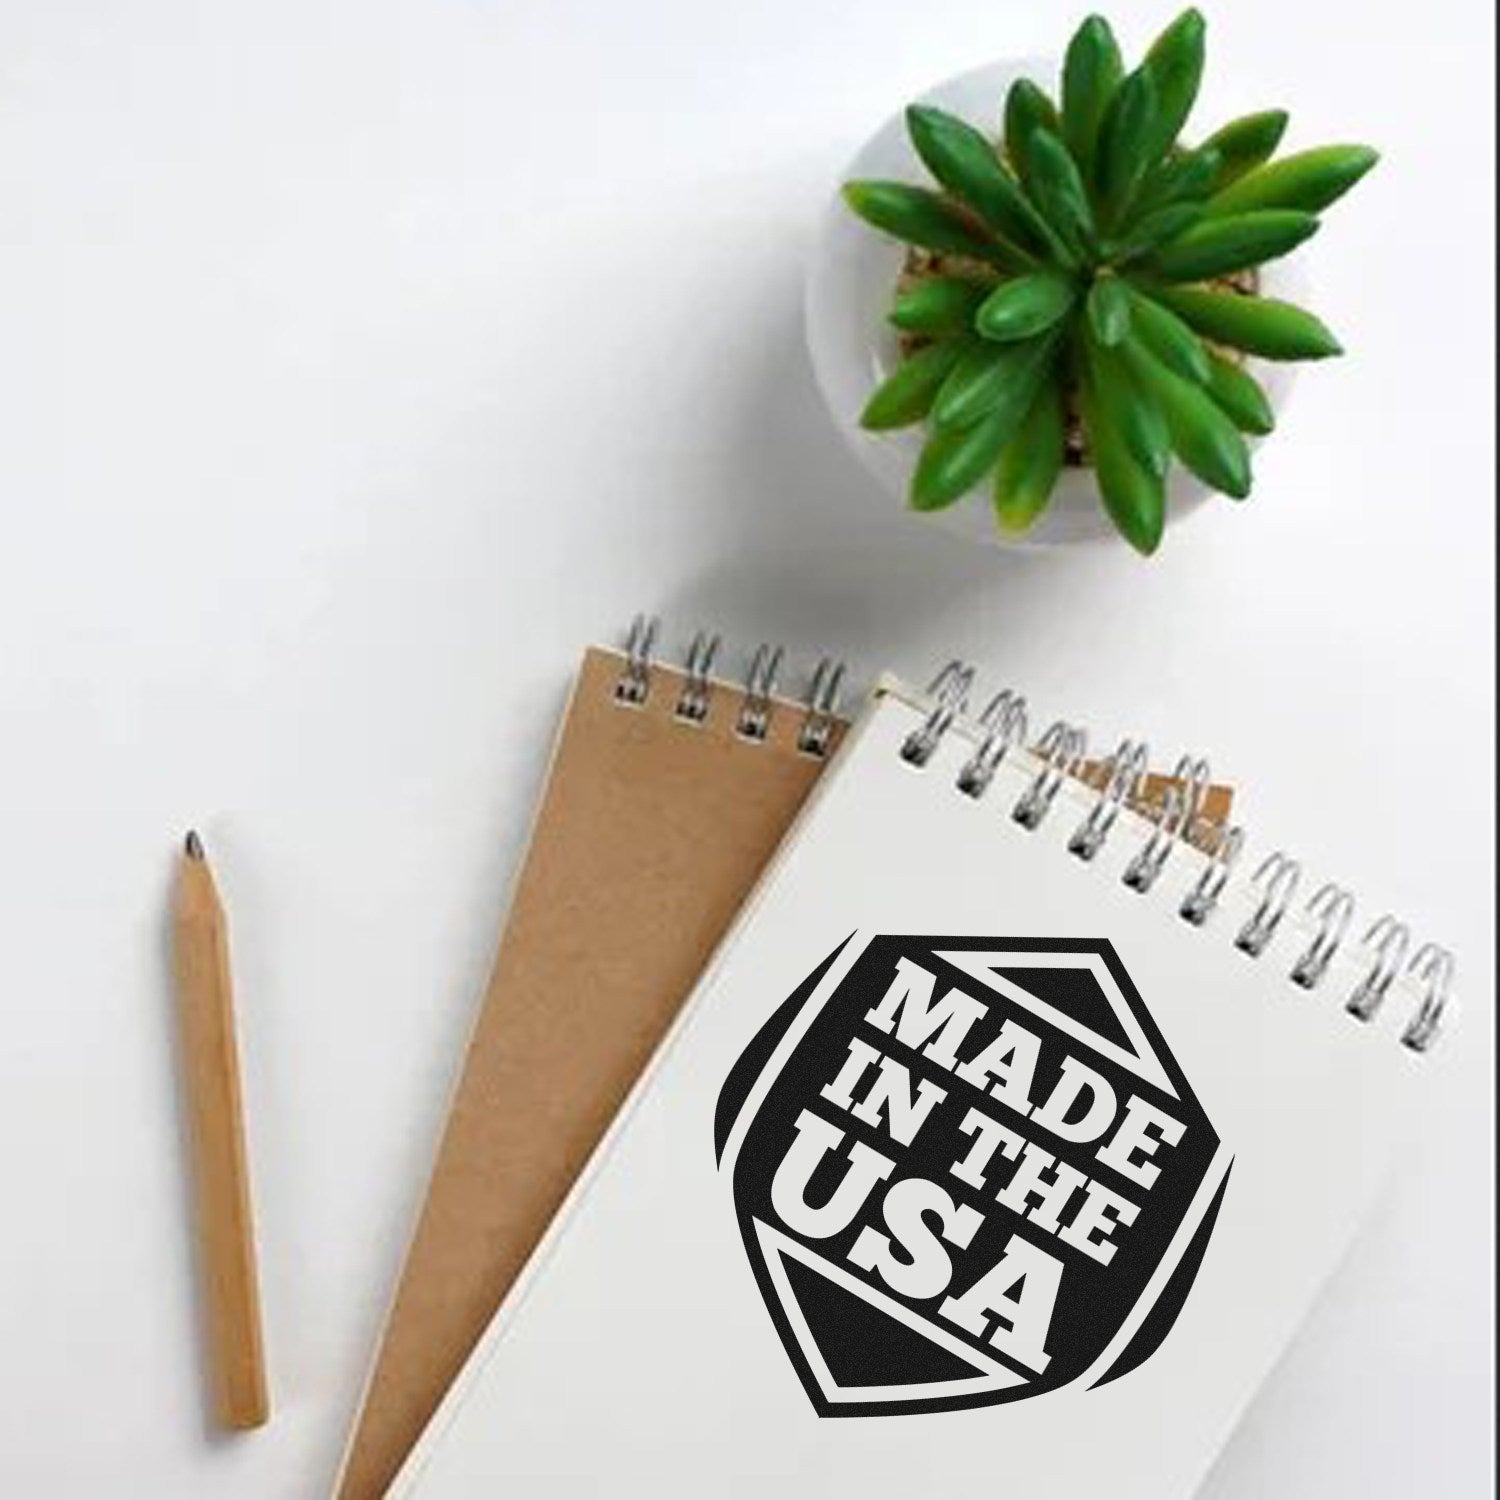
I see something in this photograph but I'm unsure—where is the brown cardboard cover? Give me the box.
[335,647,841,1499]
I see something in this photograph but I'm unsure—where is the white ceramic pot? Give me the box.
[805,57,1302,550]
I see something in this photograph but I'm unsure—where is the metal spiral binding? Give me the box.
[1235,852,1303,956]
[1345,915,1412,1022]
[798,658,847,758]
[957,691,1029,798]
[674,631,721,723]
[625,637,1463,1054]
[1179,823,1243,926]
[736,644,784,741]
[1289,883,1356,989]
[1123,754,1209,893]
[618,637,1461,1056]
[612,621,845,754]
[614,613,658,705]
[1012,720,1088,829]
[1400,943,1454,1052]
[900,662,974,767]
[1069,739,1149,861]
[891,663,1456,1051]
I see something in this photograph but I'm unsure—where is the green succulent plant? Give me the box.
[843,9,1378,553]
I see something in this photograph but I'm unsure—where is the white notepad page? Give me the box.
[388,680,1443,1500]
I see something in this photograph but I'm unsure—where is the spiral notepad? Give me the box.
[336,626,1232,1500]
[384,663,1453,1500]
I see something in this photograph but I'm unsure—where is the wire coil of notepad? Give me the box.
[899,661,1455,1055]
[612,614,849,759]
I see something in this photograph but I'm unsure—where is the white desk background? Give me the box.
[0,1,1492,1494]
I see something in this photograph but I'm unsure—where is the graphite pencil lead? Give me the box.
[184,829,205,861]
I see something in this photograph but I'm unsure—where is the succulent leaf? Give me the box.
[1088,339,1170,477]
[1203,350,1276,435]
[931,343,1014,429]
[1136,145,1224,212]
[1086,276,1133,346]
[932,331,1059,429]
[1081,367,1166,554]
[913,344,1057,509]
[1024,128,1100,259]
[889,277,988,334]
[975,270,1078,341]
[1004,79,1062,179]
[1122,337,1252,497]
[842,181,1016,266]
[903,106,1052,258]
[993,382,1067,533]
[860,339,968,429]
[1153,285,1343,360]
[1095,67,1162,223]
[1141,8,1207,162]
[1147,208,1319,281]
[1207,144,1380,215]
[1107,200,1205,263]
[1061,15,1125,176]
[1197,110,1290,190]
[1124,286,1211,382]
[911,423,999,511]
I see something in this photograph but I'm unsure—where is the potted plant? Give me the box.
[809,10,1377,553]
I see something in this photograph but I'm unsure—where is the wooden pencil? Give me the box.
[173,831,270,1431]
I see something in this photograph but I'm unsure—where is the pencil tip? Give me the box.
[184,830,205,860]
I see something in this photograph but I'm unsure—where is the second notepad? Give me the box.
[388,665,1453,1500]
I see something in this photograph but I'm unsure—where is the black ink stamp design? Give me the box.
[714,933,1231,1418]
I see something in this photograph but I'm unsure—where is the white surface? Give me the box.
[387,690,1439,1500]
[0,2,1491,1496]
[804,54,1301,547]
